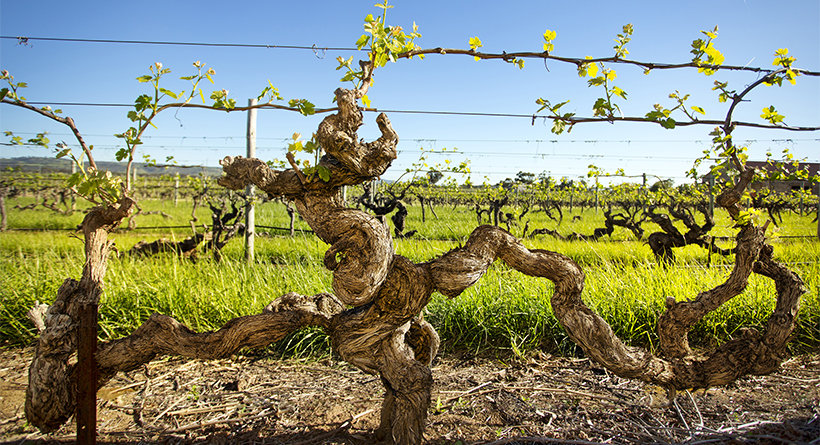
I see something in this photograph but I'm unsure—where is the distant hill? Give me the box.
[0,157,224,177]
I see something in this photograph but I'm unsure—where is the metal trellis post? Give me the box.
[245,98,257,263]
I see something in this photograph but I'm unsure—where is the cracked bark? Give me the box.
[25,90,806,445]
[26,198,136,432]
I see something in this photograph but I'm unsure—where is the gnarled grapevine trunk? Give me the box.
[26,197,136,432]
[646,202,736,264]
[25,89,806,445]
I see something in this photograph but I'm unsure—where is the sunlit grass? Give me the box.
[2,199,818,359]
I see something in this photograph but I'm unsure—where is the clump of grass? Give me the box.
[2,201,818,360]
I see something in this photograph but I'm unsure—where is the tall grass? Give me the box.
[2,199,818,358]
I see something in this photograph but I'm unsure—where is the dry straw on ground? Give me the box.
[2,348,818,444]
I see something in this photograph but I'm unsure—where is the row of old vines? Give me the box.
[2,1,819,443]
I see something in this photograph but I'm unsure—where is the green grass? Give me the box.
[1,198,818,359]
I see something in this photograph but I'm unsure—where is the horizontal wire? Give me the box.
[8,102,820,135]
[7,131,817,145]
[1,35,358,51]
[7,100,541,120]
[0,144,734,161]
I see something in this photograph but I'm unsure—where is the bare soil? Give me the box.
[1,347,819,444]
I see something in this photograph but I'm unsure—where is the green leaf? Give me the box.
[592,98,609,116]
[136,75,153,83]
[317,165,331,182]
[115,148,129,162]
[67,172,84,188]
[356,34,370,49]
[586,61,598,78]
[760,105,785,124]
[542,29,556,52]
[159,87,178,99]
[468,36,483,50]
[289,140,304,152]
[0,88,7,99]
[135,94,152,111]
[289,99,316,116]
[691,105,705,115]
[785,69,797,85]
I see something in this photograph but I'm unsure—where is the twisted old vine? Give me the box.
[12,6,813,443]
[24,87,806,445]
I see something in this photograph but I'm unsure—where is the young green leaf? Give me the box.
[760,105,785,125]
[356,34,370,49]
[317,165,331,182]
[611,86,627,99]
[158,87,178,99]
[542,29,556,52]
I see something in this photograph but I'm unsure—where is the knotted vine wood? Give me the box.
[25,87,806,445]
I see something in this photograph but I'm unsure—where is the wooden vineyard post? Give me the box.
[642,173,647,214]
[71,162,77,211]
[244,98,257,263]
[799,182,804,215]
[0,186,7,231]
[77,302,99,444]
[594,175,599,215]
[708,174,715,218]
[174,174,179,207]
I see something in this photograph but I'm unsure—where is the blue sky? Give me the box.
[1,0,818,185]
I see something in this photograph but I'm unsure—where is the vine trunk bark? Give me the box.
[24,90,807,445]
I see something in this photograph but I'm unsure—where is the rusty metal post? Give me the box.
[77,303,99,445]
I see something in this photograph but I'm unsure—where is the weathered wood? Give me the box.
[25,88,807,445]
[656,223,763,358]
[26,198,135,432]
[77,303,98,445]
[0,185,8,231]
[430,224,804,391]
[646,202,734,263]
[97,292,343,373]
[127,233,205,257]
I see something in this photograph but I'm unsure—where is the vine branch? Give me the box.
[396,47,820,77]
[1,99,98,170]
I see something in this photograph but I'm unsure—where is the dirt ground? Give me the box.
[1,347,819,445]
